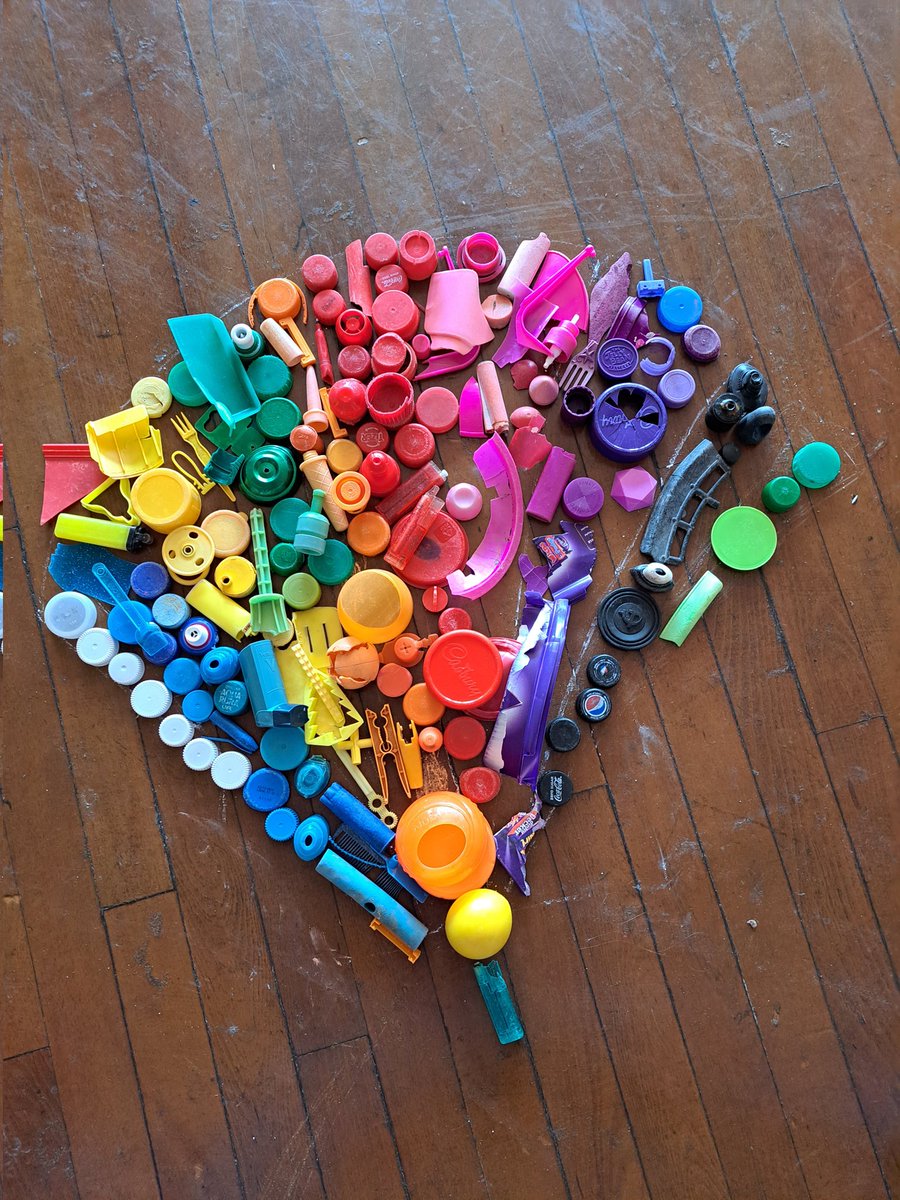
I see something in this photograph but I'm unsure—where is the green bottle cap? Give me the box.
[711,506,778,571]
[270,543,301,575]
[308,539,354,586]
[791,442,840,489]
[248,356,294,402]
[282,572,322,610]
[167,360,206,407]
[239,444,297,503]
[256,396,301,441]
[761,476,801,513]
[235,329,265,362]
[269,496,310,542]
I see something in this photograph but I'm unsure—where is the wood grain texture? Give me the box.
[2,1,897,1197]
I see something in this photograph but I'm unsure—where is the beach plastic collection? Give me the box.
[39,226,840,1046]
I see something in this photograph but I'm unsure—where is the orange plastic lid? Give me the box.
[394,791,495,900]
[331,471,371,514]
[200,509,251,557]
[290,424,322,454]
[377,663,412,697]
[423,630,502,712]
[418,725,444,753]
[337,569,413,644]
[347,511,391,557]
[326,438,363,474]
[443,715,487,761]
[403,682,445,726]
[255,277,301,321]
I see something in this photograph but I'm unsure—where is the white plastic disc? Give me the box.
[130,679,173,719]
[158,713,195,748]
[46,592,98,639]
[182,737,219,772]
[210,750,253,791]
[108,652,146,686]
[76,627,119,667]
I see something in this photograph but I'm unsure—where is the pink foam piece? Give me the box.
[610,467,657,512]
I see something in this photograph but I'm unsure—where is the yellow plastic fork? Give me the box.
[169,412,236,501]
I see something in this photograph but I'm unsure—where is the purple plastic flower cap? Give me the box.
[562,477,605,521]
[611,467,657,512]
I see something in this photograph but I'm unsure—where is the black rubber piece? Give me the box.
[545,717,581,753]
[576,688,612,723]
[726,362,769,411]
[734,405,776,446]
[720,443,741,466]
[597,588,661,651]
[586,653,621,688]
[537,770,574,807]
[705,394,744,432]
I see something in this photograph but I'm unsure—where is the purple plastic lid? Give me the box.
[638,337,675,377]
[607,296,650,347]
[597,337,638,381]
[589,382,668,463]
[658,368,697,409]
[560,385,595,426]
[683,323,721,362]
[562,477,605,520]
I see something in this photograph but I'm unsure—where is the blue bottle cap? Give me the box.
[107,601,152,646]
[293,814,330,861]
[163,656,203,695]
[294,755,331,798]
[152,593,190,629]
[307,539,354,586]
[243,767,291,812]
[264,807,300,842]
[178,617,218,656]
[657,285,703,334]
[200,645,240,684]
[130,561,169,600]
[182,689,215,723]
[214,680,249,716]
[260,726,309,771]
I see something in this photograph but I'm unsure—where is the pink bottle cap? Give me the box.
[415,386,458,434]
[364,232,399,270]
[411,334,431,361]
[445,482,483,522]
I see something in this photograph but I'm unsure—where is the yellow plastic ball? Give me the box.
[444,889,512,960]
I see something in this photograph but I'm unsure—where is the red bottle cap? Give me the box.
[411,334,431,362]
[459,766,501,805]
[328,377,368,424]
[377,662,413,697]
[301,254,339,293]
[395,513,468,589]
[312,289,346,326]
[374,264,409,294]
[438,606,472,633]
[443,715,487,760]
[337,345,371,381]
[415,386,459,434]
[371,332,411,376]
[393,423,435,468]
[365,372,415,428]
[359,451,401,497]
[423,586,449,614]
[398,230,438,281]
[423,629,502,711]
[371,290,419,341]
[335,309,373,347]
[354,422,390,454]
[364,232,399,270]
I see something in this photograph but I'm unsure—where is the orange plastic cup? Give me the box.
[395,791,496,900]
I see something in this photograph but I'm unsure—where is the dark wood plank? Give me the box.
[300,1038,407,1200]
[105,892,243,1200]
[840,0,899,144]
[3,895,48,1060]
[3,1049,79,1200]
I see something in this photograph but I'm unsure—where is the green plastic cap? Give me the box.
[239,444,297,503]
[269,496,310,543]
[282,572,322,610]
[710,506,778,571]
[248,354,294,400]
[256,395,301,441]
[761,476,801,513]
[270,543,301,576]
[308,539,354,586]
[167,359,206,407]
[791,442,840,489]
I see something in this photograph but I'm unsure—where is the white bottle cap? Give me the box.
[46,591,98,639]
[130,679,173,719]
[231,323,256,350]
[210,750,253,791]
[182,737,219,772]
[76,627,119,667]
[108,652,146,686]
[158,713,195,748]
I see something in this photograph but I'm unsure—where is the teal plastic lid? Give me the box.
[307,539,354,586]
[269,497,310,543]
[711,507,777,570]
[270,543,301,576]
[282,572,322,610]
[256,395,301,441]
[260,726,310,771]
[167,360,206,407]
[239,444,297,503]
[791,442,840,489]
[247,355,293,401]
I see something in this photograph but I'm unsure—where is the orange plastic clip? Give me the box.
[395,720,423,791]
[248,278,316,367]
[370,919,421,964]
[365,704,411,800]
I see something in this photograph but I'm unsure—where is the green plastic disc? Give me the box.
[761,476,801,513]
[307,539,354,586]
[248,355,294,402]
[282,572,322,610]
[256,396,301,442]
[270,543,301,576]
[269,496,309,542]
[791,442,841,489]
[167,359,206,407]
[711,506,777,571]
[239,444,297,503]
[260,726,309,772]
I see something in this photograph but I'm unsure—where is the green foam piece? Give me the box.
[711,507,777,571]
[659,571,723,646]
[791,442,841,489]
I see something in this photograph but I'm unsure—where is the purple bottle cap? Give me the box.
[658,368,697,409]
[589,382,668,463]
[607,296,650,347]
[562,477,605,520]
[597,337,639,381]
[560,385,595,426]
[683,323,721,362]
[638,337,675,377]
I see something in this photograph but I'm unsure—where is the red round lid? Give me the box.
[372,290,419,341]
[395,512,468,588]
[371,332,409,375]
[312,289,346,325]
[443,715,487,760]
[301,254,339,293]
[374,264,409,294]
[459,766,501,805]
[393,422,435,468]
[422,585,449,614]
[470,636,520,721]
[328,377,368,424]
[438,606,472,633]
[337,344,371,381]
[364,232,399,270]
[423,630,502,711]
[355,422,390,454]
[415,386,459,434]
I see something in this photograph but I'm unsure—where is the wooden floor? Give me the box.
[2,0,898,1197]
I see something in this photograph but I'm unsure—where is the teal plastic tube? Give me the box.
[659,570,723,646]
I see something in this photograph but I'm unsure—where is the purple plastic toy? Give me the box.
[597,337,639,381]
[607,296,651,347]
[589,382,668,463]
[638,337,676,378]
[526,445,576,521]
[458,376,485,437]
[562,477,604,520]
[447,433,523,599]
[560,385,595,427]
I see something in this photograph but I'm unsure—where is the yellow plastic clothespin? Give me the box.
[394,720,423,791]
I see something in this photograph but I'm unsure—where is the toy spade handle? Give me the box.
[92,562,129,605]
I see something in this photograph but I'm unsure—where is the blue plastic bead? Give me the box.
[130,561,169,601]
[260,726,309,771]
[152,593,190,630]
[294,756,331,798]
[243,767,291,812]
[178,617,218,656]
[200,646,240,685]
[264,807,300,842]
[657,285,703,334]
[293,814,330,861]
[182,689,215,723]
[214,680,249,716]
[163,656,202,695]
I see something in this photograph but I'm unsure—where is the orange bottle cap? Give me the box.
[403,682,445,726]
[326,439,364,475]
[347,512,391,557]
[422,630,503,712]
[255,277,302,321]
[377,663,412,697]
[289,424,322,454]
[200,509,251,557]
[417,725,444,753]
[331,471,371,514]
[337,568,413,644]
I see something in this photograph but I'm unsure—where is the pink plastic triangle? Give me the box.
[41,445,107,525]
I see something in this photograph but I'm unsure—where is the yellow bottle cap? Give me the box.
[130,376,172,418]
[214,555,257,598]
[162,526,216,581]
[201,509,251,557]
[337,569,413,644]
[131,468,202,534]
[325,438,363,474]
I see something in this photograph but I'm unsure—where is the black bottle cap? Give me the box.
[537,770,574,807]
[576,688,612,723]
[734,405,776,446]
[596,588,661,650]
[545,717,582,753]
[705,393,744,432]
[586,653,621,688]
